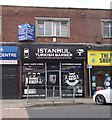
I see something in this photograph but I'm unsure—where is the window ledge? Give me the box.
[102,37,112,39]
[35,36,70,38]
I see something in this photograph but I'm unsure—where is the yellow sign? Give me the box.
[88,50,112,66]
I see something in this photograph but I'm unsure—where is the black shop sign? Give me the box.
[20,44,87,61]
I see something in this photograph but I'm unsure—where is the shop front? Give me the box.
[88,49,112,96]
[20,44,87,98]
[0,46,18,99]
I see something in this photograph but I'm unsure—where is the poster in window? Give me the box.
[49,75,56,84]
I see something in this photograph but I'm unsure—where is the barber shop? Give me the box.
[20,44,87,98]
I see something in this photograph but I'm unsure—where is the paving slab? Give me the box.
[2,108,29,118]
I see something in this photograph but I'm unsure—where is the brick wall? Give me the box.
[0,6,2,42]
[2,6,111,44]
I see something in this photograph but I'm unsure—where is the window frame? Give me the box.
[101,19,112,38]
[35,17,70,38]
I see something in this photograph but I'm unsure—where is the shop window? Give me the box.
[22,63,45,97]
[61,63,84,97]
[35,17,70,37]
[101,19,112,38]
[92,70,112,95]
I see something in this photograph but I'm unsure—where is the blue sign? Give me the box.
[18,23,35,41]
[27,24,35,41]
[0,46,18,60]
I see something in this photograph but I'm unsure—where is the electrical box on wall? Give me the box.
[18,23,35,42]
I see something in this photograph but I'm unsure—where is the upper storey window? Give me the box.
[35,17,70,37]
[102,19,112,38]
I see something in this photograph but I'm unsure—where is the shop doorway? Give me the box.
[46,62,60,98]
[47,71,60,97]
[2,65,18,99]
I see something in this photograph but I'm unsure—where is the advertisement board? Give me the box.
[0,46,18,64]
[18,23,35,41]
[88,50,112,66]
[20,44,87,61]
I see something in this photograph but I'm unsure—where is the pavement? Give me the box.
[1,97,94,119]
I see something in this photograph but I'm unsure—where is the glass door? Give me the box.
[47,71,60,97]
[46,62,60,97]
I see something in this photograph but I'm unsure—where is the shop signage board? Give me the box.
[0,46,18,64]
[18,23,35,41]
[88,50,112,66]
[20,44,87,61]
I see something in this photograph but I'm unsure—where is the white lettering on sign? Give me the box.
[0,53,17,58]
[37,48,70,54]
[35,48,73,59]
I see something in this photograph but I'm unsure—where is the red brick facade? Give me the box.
[1,5,111,43]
